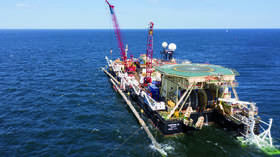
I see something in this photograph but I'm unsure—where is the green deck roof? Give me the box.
[155,63,234,78]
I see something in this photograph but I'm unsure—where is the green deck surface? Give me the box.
[155,63,234,77]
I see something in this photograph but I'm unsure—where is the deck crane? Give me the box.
[106,0,128,71]
[145,22,154,84]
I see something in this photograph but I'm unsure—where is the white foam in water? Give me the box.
[163,145,174,151]
[149,144,168,156]
[91,128,100,133]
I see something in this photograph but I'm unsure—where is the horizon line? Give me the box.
[0,27,280,30]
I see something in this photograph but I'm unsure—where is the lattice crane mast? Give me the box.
[106,0,128,71]
[145,22,154,83]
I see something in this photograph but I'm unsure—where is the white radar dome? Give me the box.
[168,43,176,51]
[162,42,168,48]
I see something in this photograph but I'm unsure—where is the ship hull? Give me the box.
[106,68,250,136]
[131,89,247,135]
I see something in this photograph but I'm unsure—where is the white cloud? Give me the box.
[16,3,34,8]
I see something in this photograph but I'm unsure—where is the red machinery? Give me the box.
[145,22,154,83]
[106,0,128,70]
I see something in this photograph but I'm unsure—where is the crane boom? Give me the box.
[106,0,127,67]
[146,22,154,77]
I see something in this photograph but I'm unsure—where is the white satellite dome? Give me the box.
[162,42,168,49]
[168,43,176,51]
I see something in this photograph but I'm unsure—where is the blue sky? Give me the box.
[1,0,280,29]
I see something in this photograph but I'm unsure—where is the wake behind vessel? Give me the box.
[103,1,280,155]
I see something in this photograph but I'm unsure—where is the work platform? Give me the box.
[156,63,234,77]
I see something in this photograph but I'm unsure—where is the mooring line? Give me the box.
[107,127,142,157]
[102,68,167,156]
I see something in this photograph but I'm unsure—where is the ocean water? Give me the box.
[0,29,280,157]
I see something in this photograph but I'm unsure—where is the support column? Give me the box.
[167,83,194,119]
[231,82,239,101]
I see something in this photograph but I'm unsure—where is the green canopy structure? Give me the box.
[155,63,234,78]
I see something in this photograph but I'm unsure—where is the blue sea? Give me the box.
[0,29,280,157]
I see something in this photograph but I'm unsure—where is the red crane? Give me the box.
[145,22,154,83]
[106,0,127,70]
